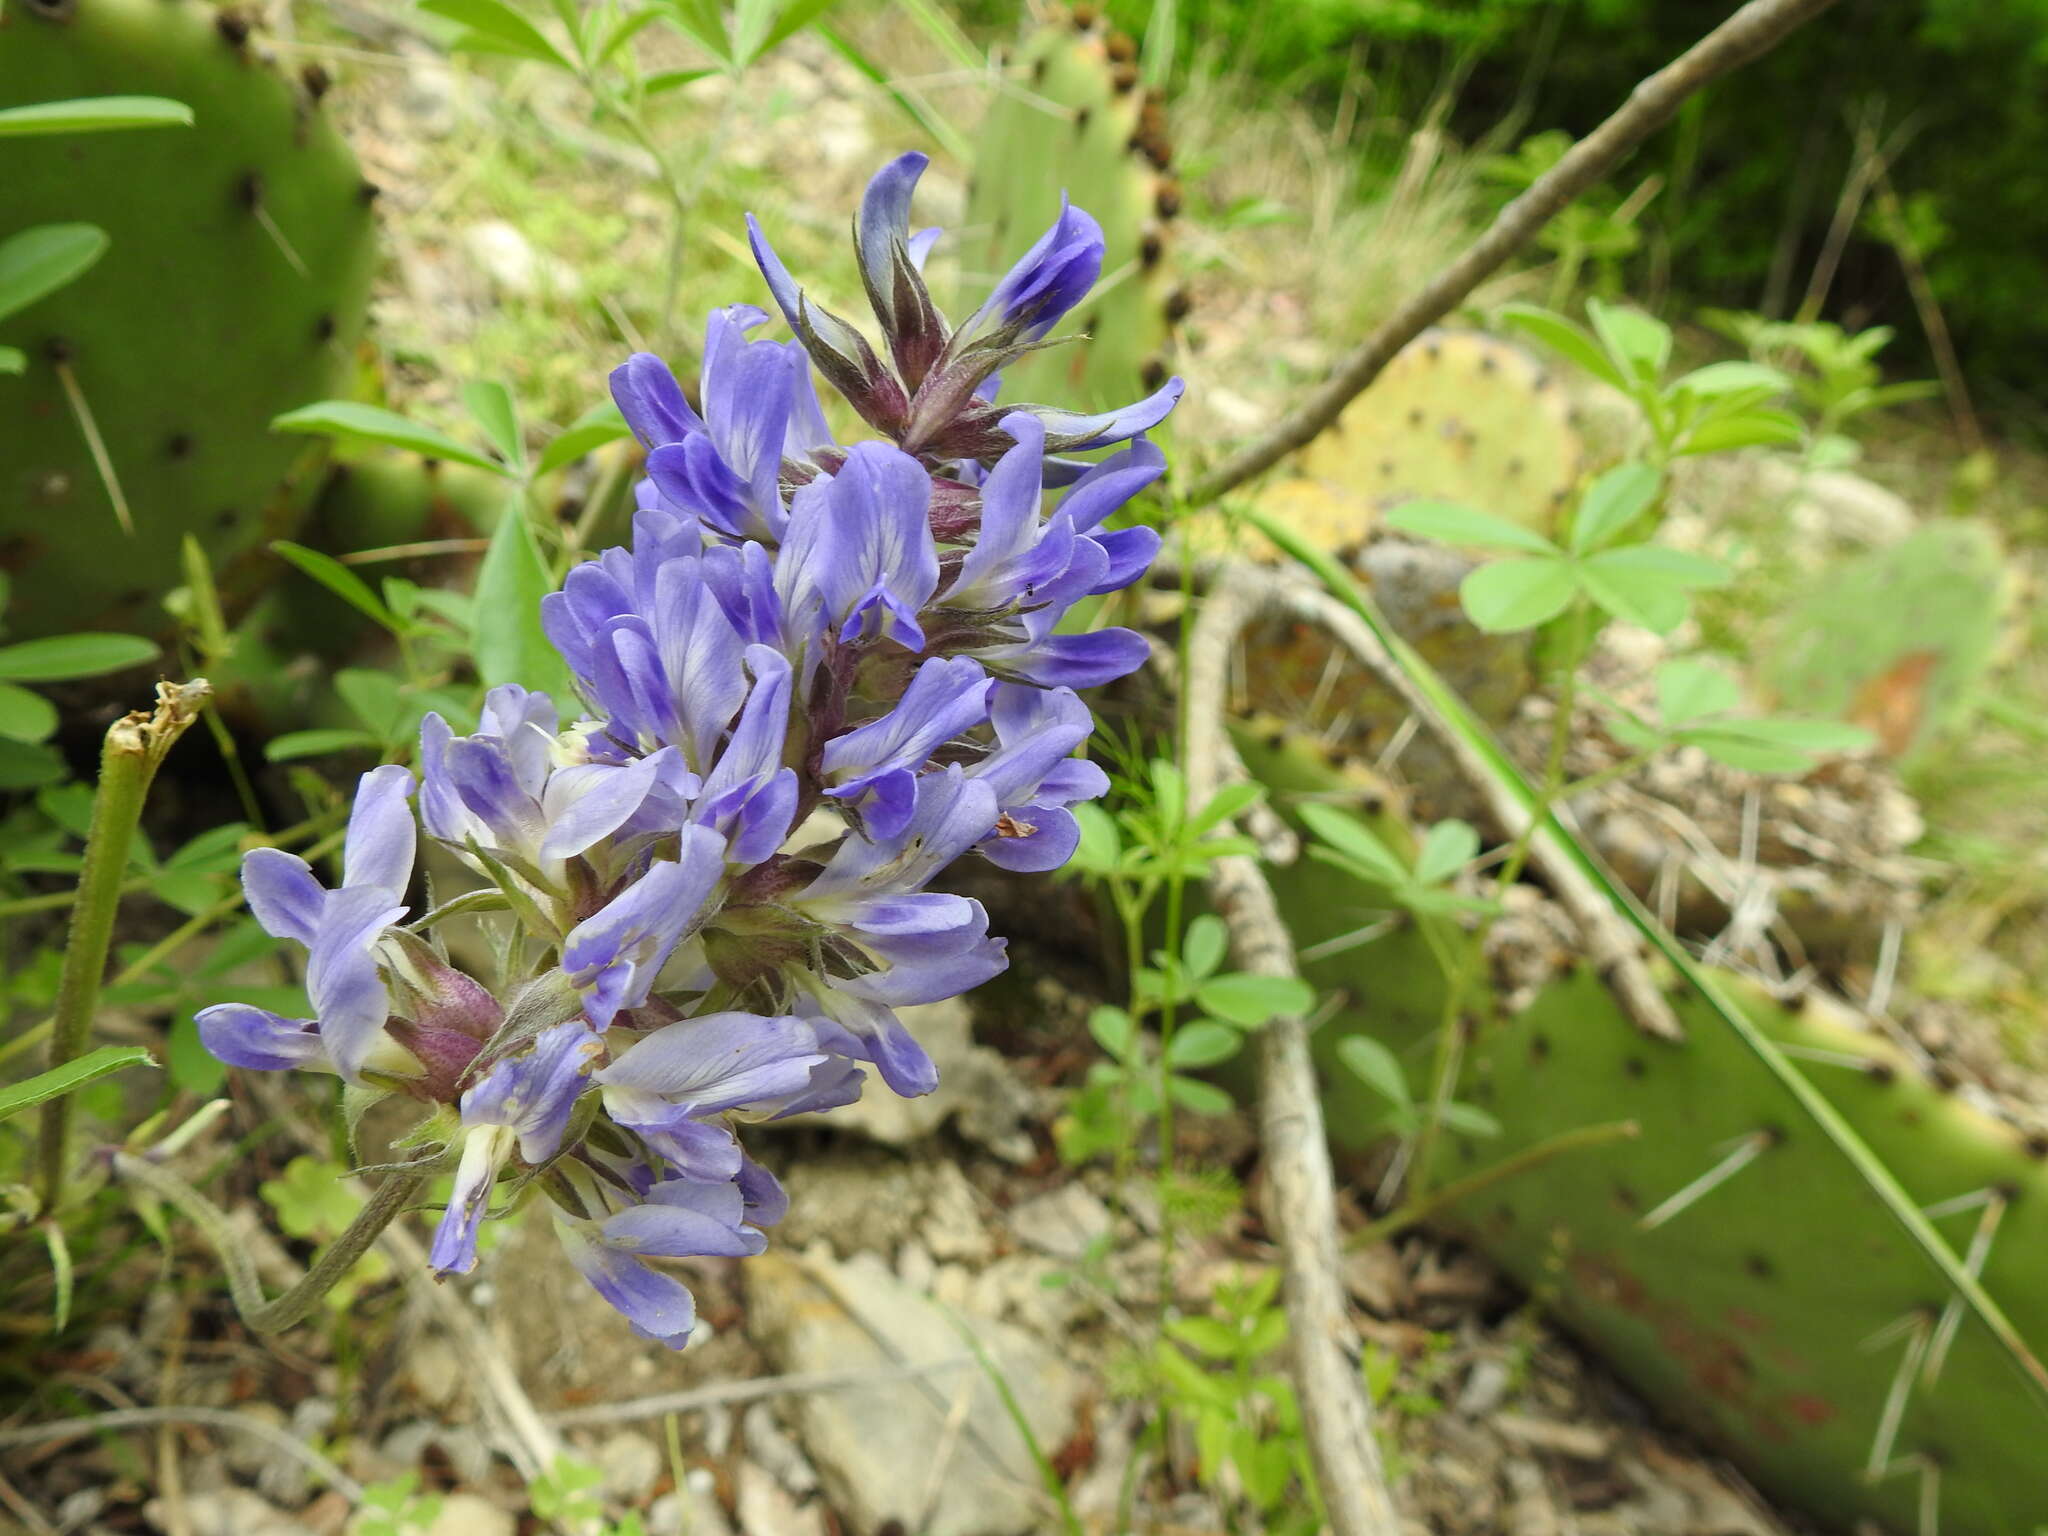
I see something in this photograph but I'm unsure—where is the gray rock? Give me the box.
[646,1470,735,1536]
[742,1403,819,1495]
[734,1462,827,1536]
[596,1431,664,1503]
[1005,1183,1112,1261]
[746,1249,1083,1536]
[147,1489,306,1536]
[424,1493,514,1536]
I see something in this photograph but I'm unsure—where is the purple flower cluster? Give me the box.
[197,154,1177,1347]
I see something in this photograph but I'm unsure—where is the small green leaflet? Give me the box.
[0,1045,156,1121]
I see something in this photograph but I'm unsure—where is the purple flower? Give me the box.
[634,307,833,543]
[233,764,417,1084]
[776,441,938,652]
[419,686,683,887]
[595,1012,828,1179]
[430,1019,603,1274]
[966,684,1110,871]
[555,1171,772,1349]
[958,196,1103,348]
[821,656,993,838]
[748,157,1182,469]
[690,644,799,865]
[562,826,728,1027]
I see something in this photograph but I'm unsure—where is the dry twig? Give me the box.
[1185,0,1844,507]
[1185,566,1402,1536]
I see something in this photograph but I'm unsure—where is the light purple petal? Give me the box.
[196,1003,327,1072]
[342,764,417,902]
[558,1216,698,1349]
[240,848,326,948]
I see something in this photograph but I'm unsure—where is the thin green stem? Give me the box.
[38,682,210,1216]
[1348,1121,1641,1251]
[1404,922,1471,1200]
[1497,601,1589,891]
[112,1151,429,1335]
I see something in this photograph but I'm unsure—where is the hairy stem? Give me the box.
[1185,0,1843,507]
[37,682,211,1216]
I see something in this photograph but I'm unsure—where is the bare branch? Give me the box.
[1185,0,1842,507]
[1186,567,1402,1536]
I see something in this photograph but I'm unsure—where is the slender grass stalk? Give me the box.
[36,680,211,1216]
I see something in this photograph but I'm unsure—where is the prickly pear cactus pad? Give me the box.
[1291,329,1582,541]
[0,0,378,640]
[966,7,1181,413]
[1237,721,2048,1536]
[1758,521,2010,761]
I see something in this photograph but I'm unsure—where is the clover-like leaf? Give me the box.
[1459,555,1577,633]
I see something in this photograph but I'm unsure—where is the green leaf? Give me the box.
[1087,1005,1135,1062]
[1167,1074,1235,1116]
[1671,360,1791,397]
[596,5,665,60]
[0,96,192,136]
[1382,500,1559,555]
[1149,758,1187,832]
[1577,545,1730,633]
[1679,718,1875,775]
[265,728,382,763]
[1193,973,1312,1029]
[642,66,718,95]
[473,503,572,697]
[662,0,734,62]
[1439,1101,1503,1139]
[0,632,158,682]
[1068,802,1120,873]
[1188,780,1264,837]
[0,224,110,324]
[534,403,630,476]
[1459,556,1577,632]
[462,380,525,473]
[0,1044,155,1121]
[420,0,574,68]
[1297,803,1408,886]
[758,0,843,56]
[0,345,23,375]
[1181,914,1228,982]
[0,738,65,789]
[1412,819,1479,886]
[270,541,403,634]
[1676,408,1805,455]
[1569,463,1661,554]
[0,681,56,742]
[1655,657,1741,725]
[1166,1022,1244,1069]
[272,401,511,477]
[1586,298,1671,382]
[1164,1315,1244,1359]
[1335,1035,1410,1109]
[1497,303,1627,391]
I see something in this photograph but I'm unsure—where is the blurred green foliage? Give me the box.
[1069,0,2048,425]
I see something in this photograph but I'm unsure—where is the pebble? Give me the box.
[146,1488,308,1536]
[1005,1183,1113,1261]
[596,1431,664,1503]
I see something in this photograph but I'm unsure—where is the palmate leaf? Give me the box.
[1246,504,2048,1415]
